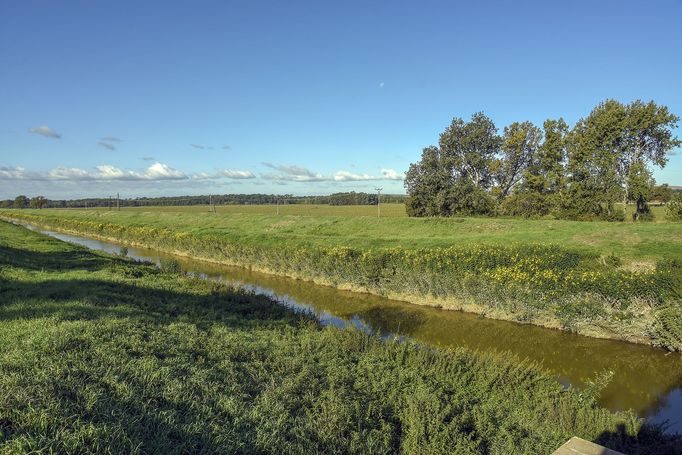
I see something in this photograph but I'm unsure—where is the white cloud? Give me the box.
[28,126,61,139]
[48,167,92,180]
[0,166,36,180]
[144,162,186,180]
[191,169,256,180]
[0,163,187,182]
[261,163,329,182]
[261,163,405,183]
[219,169,255,179]
[191,172,213,180]
[381,168,404,180]
[333,171,376,181]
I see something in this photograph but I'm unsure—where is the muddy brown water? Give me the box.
[24,224,682,434]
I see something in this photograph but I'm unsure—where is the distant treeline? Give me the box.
[2,192,408,209]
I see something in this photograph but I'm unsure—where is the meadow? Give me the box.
[1,220,681,454]
[1,208,681,350]
[114,202,670,222]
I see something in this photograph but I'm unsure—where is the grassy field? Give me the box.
[112,202,670,222]
[10,207,681,260]
[2,208,681,350]
[3,220,680,454]
[120,203,409,217]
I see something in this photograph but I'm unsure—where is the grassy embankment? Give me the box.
[1,220,681,454]
[1,209,681,350]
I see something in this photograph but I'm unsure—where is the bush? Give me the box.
[159,258,182,273]
[499,192,554,217]
[118,246,129,257]
[666,196,682,221]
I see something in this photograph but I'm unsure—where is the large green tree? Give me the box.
[561,100,679,220]
[618,100,680,215]
[561,100,628,219]
[405,113,499,216]
[494,121,542,201]
[13,195,28,209]
[29,196,48,209]
[501,119,567,217]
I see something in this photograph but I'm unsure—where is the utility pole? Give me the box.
[209,195,212,212]
[374,187,383,218]
[109,196,112,210]
[117,193,120,211]
[276,197,279,215]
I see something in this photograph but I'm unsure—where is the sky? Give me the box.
[1,0,681,199]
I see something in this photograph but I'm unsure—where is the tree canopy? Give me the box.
[405,100,680,221]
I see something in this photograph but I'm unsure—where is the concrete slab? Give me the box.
[551,437,626,455]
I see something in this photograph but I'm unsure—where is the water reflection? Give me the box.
[29,225,682,434]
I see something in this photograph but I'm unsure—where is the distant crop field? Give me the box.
[118,203,408,218]
[6,205,681,260]
[108,202,672,222]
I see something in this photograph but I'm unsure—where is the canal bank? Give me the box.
[16,222,682,435]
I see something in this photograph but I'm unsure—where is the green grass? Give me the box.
[113,202,670,223]
[2,208,682,350]
[119,202,409,218]
[0,220,679,454]
[5,206,680,261]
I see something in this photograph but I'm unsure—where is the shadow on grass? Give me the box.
[596,423,682,455]
[0,273,306,330]
[0,244,113,272]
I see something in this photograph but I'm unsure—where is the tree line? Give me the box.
[405,100,681,220]
[2,192,407,209]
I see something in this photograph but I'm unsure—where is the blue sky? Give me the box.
[1,0,681,199]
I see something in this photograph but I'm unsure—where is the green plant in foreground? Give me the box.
[0,220,680,454]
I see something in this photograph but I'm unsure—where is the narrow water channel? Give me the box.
[24,224,682,434]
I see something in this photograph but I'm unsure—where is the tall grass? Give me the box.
[0,220,679,454]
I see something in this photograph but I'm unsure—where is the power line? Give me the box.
[374,187,383,218]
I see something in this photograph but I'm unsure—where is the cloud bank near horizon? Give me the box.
[1,163,403,183]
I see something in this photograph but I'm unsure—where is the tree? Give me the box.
[652,184,674,204]
[627,161,655,220]
[500,119,568,217]
[13,195,28,209]
[405,113,500,216]
[30,195,48,209]
[494,121,542,201]
[618,100,681,213]
[560,101,627,220]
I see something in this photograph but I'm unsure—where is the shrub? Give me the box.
[160,258,182,273]
[499,192,554,218]
[666,195,682,221]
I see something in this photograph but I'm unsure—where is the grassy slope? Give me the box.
[0,221,679,454]
[3,208,682,261]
